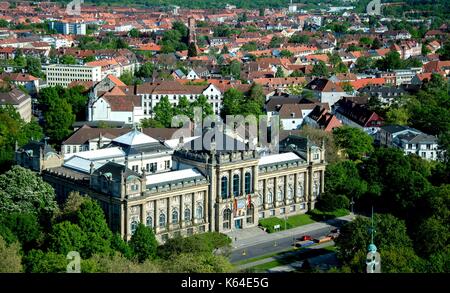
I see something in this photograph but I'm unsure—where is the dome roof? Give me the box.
[112,129,158,146]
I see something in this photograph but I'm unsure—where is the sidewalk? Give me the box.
[227,214,354,250]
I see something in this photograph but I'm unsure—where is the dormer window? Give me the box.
[313,153,319,160]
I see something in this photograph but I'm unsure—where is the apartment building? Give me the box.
[49,21,87,35]
[44,64,102,87]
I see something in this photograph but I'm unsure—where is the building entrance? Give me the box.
[234,219,243,229]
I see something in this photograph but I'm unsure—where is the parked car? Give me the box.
[298,235,312,241]
[314,236,332,243]
[294,240,315,248]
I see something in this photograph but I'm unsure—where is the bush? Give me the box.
[308,208,349,221]
[316,193,350,212]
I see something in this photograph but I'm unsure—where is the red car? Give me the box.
[298,235,312,241]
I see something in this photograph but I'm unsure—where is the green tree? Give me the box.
[61,55,77,65]
[375,51,403,71]
[44,98,75,142]
[355,56,373,72]
[25,56,43,78]
[269,36,283,48]
[153,96,174,127]
[275,66,285,78]
[221,88,244,116]
[111,233,133,259]
[359,37,373,47]
[371,37,382,49]
[311,61,329,77]
[191,95,213,119]
[333,126,374,160]
[279,49,293,58]
[129,28,140,38]
[48,221,86,257]
[119,71,134,86]
[63,85,88,120]
[0,236,22,272]
[23,249,67,273]
[385,107,410,125]
[129,224,158,263]
[229,60,241,80]
[1,212,42,251]
[83,55,95,63]
[188,42,198,57]
[325,161,367,201]
[335,214,417,272]
[136,62,154,78]
[415,217,449,259]
[0,166,58,220]
[75,199,113,257]
[140,118,165,128]
[163,253,232,273]
[174,96,194,119]
[289,34,309,44]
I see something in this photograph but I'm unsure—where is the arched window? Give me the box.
[130,220,138,234]
[159,213,166,228]
[196,205,203,219]
[146,215,152,228]
[245,172,252,194]
[172,209,179,224]
[221,176,228,199]
[246,204,254,224]
[233,174,240,196]
[183,209,190,222]
[223,208,232,230]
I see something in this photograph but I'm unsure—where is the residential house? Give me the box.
[332,97,383,134]
[0,88,32,122]
[376,125,440,160]
[305,78,347,106]
[303,104,342,132]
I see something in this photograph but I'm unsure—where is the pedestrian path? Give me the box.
[227,214,354,250]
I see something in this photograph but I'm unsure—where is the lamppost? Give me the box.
[350,197,355,215]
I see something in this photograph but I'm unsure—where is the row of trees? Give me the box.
[316,124,449,272]
[0,166,233,273]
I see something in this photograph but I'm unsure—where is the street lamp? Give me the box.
[350,197,355,215]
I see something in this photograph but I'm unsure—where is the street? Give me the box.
[230,226,336,263]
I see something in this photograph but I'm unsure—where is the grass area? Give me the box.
[233,247,295,266]
[307,208,349,221]
[251,260,282,272]
[258,214,315,233]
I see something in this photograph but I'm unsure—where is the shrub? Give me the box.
[308,208,349,221]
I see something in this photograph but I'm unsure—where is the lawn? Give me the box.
[259,214,315,233]
[251,260,282,272]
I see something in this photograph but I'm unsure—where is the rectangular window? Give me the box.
[290,205,295,212]
[313,153,319,160]
[198,225,205,233]
[270,210,275,216]
[132,165,139,172]
[300,203,306,210]
[165,160,170,169]
[280,208,285,214]
[421,152,426,158]
[187,228,193,236]
[72,146,76,153]
[259,212,264,219]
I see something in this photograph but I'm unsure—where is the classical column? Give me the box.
[180,194,184,228]
[284,175,288,206]
[321,170,325,194]
[241,168,245,196]
[154,200,158,234]
[121,202,126,239]
[263,179,267,208]
[166,197,170,231]
[294,173,299,203]
[305,171,309,202]
[191,192,195,225]
[204,191,208,224]
[273,177,278,208]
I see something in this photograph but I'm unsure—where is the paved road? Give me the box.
[229,216,353,263]
[230,226,332,263]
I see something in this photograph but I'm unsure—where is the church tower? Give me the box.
[188,17,197,46]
